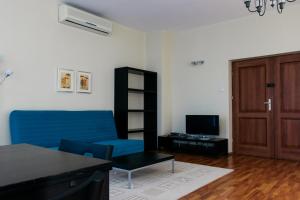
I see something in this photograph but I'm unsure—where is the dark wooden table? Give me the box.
[0,144,112,200]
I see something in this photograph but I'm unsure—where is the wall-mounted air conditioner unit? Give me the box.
[59,4,112,36]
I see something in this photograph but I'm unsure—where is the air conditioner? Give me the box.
[59,4,112,36]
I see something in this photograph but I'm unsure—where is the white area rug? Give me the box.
[110,161,233,200]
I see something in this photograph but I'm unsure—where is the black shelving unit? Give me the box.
[114,67,158,151]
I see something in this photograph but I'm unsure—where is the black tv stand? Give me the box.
[158,133,228,157]
[188,134,214,140]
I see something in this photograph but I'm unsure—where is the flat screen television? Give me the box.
[186,115,219,136]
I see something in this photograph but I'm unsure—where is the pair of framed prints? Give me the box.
[57,68,92,93]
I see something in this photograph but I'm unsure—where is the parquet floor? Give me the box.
[171,153,300,200]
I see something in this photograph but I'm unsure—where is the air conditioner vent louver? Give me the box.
[59,4,112,36]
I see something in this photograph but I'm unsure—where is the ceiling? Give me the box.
[62,0,299,31]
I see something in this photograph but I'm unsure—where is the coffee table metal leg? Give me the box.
[128,171,133,189]
[113,157,175,189]
[172,159,175,173]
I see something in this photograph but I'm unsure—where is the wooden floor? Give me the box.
[171,152,300,200]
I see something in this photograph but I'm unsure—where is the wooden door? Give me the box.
[274,53,300,160]
[233,58,275,158]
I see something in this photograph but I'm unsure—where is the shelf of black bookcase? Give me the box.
[127,109,155,113]
[127,129,156,133]
[125,67,157,75]
[128,88,157,94]
[128,88,144,93]
[128,129,144,133]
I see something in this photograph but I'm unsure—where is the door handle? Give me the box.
[264,98,272,111]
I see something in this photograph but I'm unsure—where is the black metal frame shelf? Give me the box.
[115,67,158,151]
[128,88,157,94]
[128,109,155,113]
[128,128,145,133]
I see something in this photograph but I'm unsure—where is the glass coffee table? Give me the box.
[112,152,175,189]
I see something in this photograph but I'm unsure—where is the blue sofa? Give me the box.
[10,110,144,157]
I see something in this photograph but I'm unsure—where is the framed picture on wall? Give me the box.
[77,71,92,93]
[57,68,75,92]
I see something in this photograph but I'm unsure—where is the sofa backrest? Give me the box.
[10,110,118,147]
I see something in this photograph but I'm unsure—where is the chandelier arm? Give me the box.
[277,3,283,13]
[259,0,267,16]
[248,7,258,12]
[246,0,258,12]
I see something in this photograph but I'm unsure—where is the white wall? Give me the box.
[171,5,300,152]
[0,0,146,145]
[145,32,172,136]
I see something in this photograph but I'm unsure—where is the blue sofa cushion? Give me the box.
[94,139,144,157]
[10,110,118,147]
[59,139,114,160]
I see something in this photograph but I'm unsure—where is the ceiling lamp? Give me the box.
[244,0,296,16]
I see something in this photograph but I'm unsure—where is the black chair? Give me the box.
[59,139,114,160]
[52,139,113,200]
[48,170,106,200]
